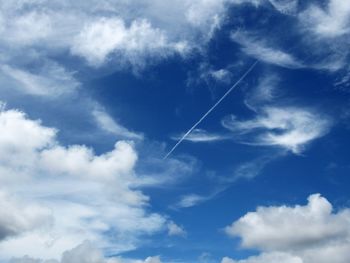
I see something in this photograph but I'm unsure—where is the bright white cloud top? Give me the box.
[0,108,166,261]
[224,194,350,263]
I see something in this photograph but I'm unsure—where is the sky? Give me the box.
[1,0,350,262]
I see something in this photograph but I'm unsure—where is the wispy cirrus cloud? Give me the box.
[231,32,303,69]
[173,186,225,209]
[171,128,227,143]
[92,107,143,140]
[222,106,332,154]
[300,0,350,38]
[0,63,79,97]
[167,221,187,237]
[244,74,280,111]
[268,0,298,15]
[175,193,211,208]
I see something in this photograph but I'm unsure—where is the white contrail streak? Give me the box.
[164,61,258,159]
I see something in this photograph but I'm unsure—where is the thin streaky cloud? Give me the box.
[171,128,228,143]
[164,61,258,159]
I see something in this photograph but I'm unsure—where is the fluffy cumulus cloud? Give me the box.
[0,191,52,241]
[0,107,169,261]
[222,106,331,153]
[224,194,350,263]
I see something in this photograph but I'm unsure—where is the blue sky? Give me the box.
[1,0,350,263]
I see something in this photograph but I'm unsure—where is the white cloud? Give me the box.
[268,0,298,15]
[2,10,53,46]
[222,106,331,153]
[221,252,302,263]
[167,221,187,237]
[0,0,248,106]
[224,194,350,263]
[187,63,234,88]
[0,63,79,97]
[185,0,228,38]
[0,107,167,260]
[231,32,302,68]
[176,194,210,208]
[214,0,350,73]
[232,156,275,180]
[174,189,223,208]
[244,74,279,111]
[171,129,226,143]
[10,241,163,263]
[210,69,232,83]
[0,0,236,70]
[297,1,350,72]
[92,108,143,140]
[300,0,350,38]
[0,191,52,241]
[71,18,187,68]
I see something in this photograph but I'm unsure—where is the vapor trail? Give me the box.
[164,61,258,159]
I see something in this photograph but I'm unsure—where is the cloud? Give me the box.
[300,0,350,38]
[224,194,350,263]
[268,0,298,15]
[171,129,227,143]
[167,221,187,237]
[0,107,168,260]
[0,191,52,241]
[221,252,302,263]
[0,63,79,97]
[244,74,279,111]
[231,32,303,68]
[186,63,234,91]
[71,18,187,67]
[143,256,162,263]
[210,69,232,83]
[176,194,209,208]
[0,0,235,71]
[10,241,163,263]
[232,155,276,180]
[222,106,331,153]
[174,188,223,208]
[226,0,350,72]
[296,1,350,72]
[92,108,143,140]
